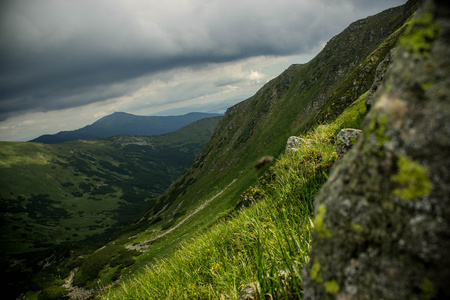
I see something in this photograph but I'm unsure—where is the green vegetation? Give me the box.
[0,117,220,299]
[100,95,367,299]
[4,3,414,298]
[324,280,340,294]
[400,11,441,59]
[392,154,431,200]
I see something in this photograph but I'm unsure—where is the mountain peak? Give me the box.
[30,112,222,143]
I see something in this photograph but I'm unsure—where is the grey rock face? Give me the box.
[303,1,450,299]
[334,129,362,159]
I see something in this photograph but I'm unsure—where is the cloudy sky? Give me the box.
[0,0,406,141]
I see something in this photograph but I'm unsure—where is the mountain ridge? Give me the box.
[65,2,415,295]
[30,112,222,144]
[5,1,420,298]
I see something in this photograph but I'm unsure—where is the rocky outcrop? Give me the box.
[286,136,317,153]
[303,0,450,299]
[334,129,362,159]
[365,51,393,110]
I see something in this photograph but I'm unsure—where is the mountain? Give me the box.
[0,116,221,298]
[30,112,222,144]
[98,0,449,296]
[6,1,421,298]
[25,2,415,298]
[132,0,415,241]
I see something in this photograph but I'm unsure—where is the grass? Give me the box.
[0,117,220,255]
[95,11,408,292]
[9,3,407,296]
[0,117,221,299]
[100,94,367,299]
[102,145,334,299]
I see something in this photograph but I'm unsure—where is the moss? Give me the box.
[311,257,323,283]
[374,114,388,147]
[314,204,332,238]
[421,81,434,90]
[350,222,363,231]
[366,113,389,153]
[420,277,436,300]
[392,154,432,200]
[324,280,340,294]
[400,11,441,60]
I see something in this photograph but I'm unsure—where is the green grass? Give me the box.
[100,94,367,299]
[0,117,220,255]
[0,117,221,299]
[102,144,334,300]
[9,4,410,297]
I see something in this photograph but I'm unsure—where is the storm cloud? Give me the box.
[0,0,406,139]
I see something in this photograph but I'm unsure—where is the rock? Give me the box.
[286,136,317,153]
[240,187,262,207]
[334,128,362,158]
[365,51,393,110]
[239,283,259,300]
[303,1,450,299]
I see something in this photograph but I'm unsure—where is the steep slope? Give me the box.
[49,2,418,298]
[0,116,221,299]
[13,2,419,298]
[303,1,450,298]
[100,79,369,300]
[131,1,415,243]
[30,112,221,143]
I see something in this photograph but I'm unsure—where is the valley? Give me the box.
[0,116,221,298]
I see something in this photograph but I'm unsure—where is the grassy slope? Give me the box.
[102,91,368,299]
[0,116,220,299]
[92,3,411,284]
[17,4,414,298]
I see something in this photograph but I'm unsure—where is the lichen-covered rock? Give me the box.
[239,283,259,300]
[286,136,317,153]
[335,128,362,158]
[365,51,393,110]
[303,1,450,299]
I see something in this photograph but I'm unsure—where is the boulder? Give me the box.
[334,128,362,159]
[238,283,258,300]
[286,136,317,153]
[302,1,450,299]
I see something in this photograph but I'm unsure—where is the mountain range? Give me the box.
[2,1,433,299]
[30,112,221,144]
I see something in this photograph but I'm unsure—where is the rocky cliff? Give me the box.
[303,0,450,298]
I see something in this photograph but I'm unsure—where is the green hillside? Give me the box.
[100,90,369,299]
[118,0,412,267]
[8,1,419,299]
[0,116,221,298]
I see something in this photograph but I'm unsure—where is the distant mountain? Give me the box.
[30,112,222,143]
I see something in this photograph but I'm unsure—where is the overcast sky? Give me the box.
[0,0,406,141]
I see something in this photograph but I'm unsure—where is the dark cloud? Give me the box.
[0,0,406,121]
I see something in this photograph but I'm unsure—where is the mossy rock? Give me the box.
[303,1,450,299]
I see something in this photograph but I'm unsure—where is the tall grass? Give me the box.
[100,142,334,299]
[100,95,367,299]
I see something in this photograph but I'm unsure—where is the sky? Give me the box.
[0,0,406,141]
